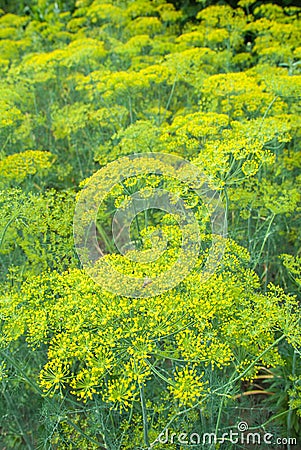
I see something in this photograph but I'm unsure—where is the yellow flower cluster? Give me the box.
[0,150,54,187]
[1,239,299,412]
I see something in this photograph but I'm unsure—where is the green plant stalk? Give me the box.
[149,403,201,448]
[214,334,286,394]
[287,348,297,449]
[252,212,275,271]
[1,350,43,395]
[145,359,175,386]
[96,222,115,253]
[63,417,106,448]
[258,96,278,132]
[139,383,150,448]
[214,370,237,439]
[0,215,19,249]
[2,382,33,450]
[248,409,290,431]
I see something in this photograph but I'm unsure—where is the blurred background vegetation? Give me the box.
[1,0,301,17]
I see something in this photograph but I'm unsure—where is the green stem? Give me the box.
[139,383,150,448]
[1,350,43,395]
[287,349,297,450]
[63,417,107,448]
[214,334,286,394]
[0,215,19,249]
[249,409,290,430]
[165,78,176,112]
[258,96,278,132]
[149,404,201,448]
[145,359,175,386]
[252,213,275,271]
[214,371,237,441]
[96,222,115,253]
[2,381,33,449]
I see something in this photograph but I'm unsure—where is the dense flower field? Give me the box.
[0,0,300,448]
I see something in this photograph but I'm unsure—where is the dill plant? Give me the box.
[0,0,300,448]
